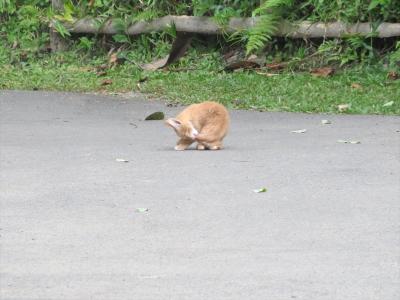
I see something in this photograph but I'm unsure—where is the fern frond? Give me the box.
[253,0,293,16]
[246,0,293,55]
[227,30,248,46]
[246,13,278,55]
[130,10,159,23]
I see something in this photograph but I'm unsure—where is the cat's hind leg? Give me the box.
[196,139,222,150]
[195,132,223,150]
[195,123,226,150]
[208,140,222,150]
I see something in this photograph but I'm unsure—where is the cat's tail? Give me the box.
[195,122,229,144]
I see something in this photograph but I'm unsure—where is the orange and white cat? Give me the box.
[165,101,230,150]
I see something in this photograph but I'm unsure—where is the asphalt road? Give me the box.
[1,90,399,300]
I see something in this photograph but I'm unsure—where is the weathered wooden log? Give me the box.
[62,16,400,38]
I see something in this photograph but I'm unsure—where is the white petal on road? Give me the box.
[116,158,129,162]
[337,140,361,144]
[291,129,307,133]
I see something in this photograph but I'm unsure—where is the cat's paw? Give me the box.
[196,144,206,150]
[174,145,187,151]
[210,145,221,150]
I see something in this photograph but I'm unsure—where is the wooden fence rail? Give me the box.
[62,16,400,38]
[50,14,400,52]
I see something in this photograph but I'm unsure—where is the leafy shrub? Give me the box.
[0,0,399,65]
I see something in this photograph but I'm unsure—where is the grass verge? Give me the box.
[0,49,399,115]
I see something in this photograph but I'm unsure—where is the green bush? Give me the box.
[0,0,399,65]
[0,0,50,54]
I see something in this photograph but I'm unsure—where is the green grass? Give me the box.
[142,68,399,114]
[1,49,399,115]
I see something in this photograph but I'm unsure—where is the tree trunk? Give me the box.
[50,0,67,52]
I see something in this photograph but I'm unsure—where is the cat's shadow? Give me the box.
[158,146,232,152]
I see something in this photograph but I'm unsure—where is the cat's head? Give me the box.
[165,118,198,140]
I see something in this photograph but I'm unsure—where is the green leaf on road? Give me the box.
[145,112,165,120]
[254,188,267,193]
[136,208,149,213]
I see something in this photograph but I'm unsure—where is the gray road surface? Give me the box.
[1,90,399,300]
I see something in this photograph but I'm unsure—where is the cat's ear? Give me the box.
[165,118,181,129]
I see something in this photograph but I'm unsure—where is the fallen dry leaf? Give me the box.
[265,62,285,71]
[225,60,261,71]
[109,53,118,65]
[338,104,350,112]
[97,64,108,71]
[310,67,334,77]
[387,71,399,80]
[77,66,93,72]
[247,54,258,60]
[101,79,113,86]
[256,72,279,77]
[223,50,236,61]
[96,71,107,77]
[142,57,169,71]
[351,83,362,89]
